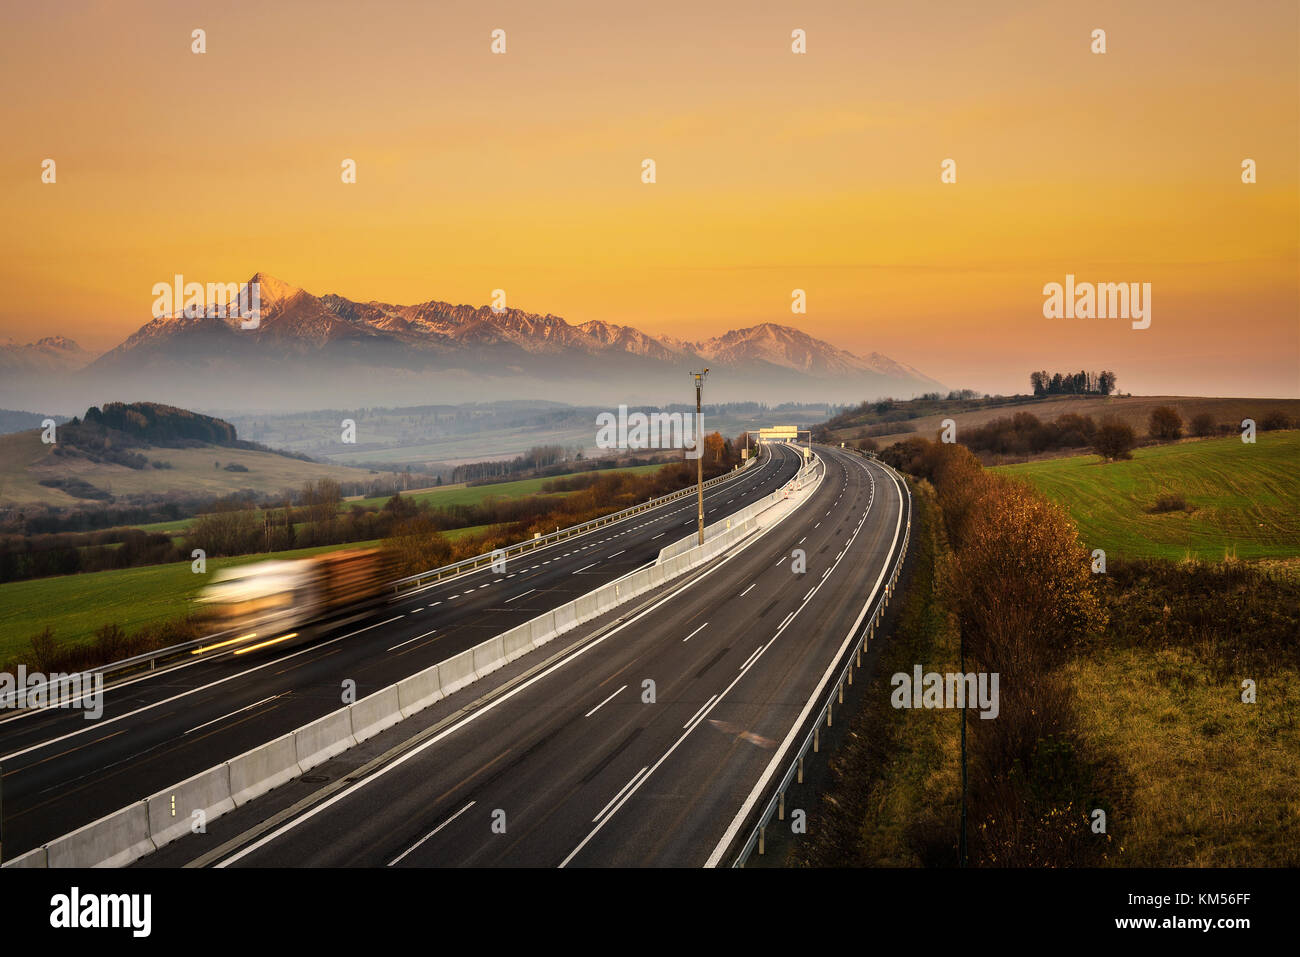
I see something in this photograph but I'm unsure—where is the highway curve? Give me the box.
[0,443,802,858]
[192,445,906,867]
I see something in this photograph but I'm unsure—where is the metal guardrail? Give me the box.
[729,452,913,866]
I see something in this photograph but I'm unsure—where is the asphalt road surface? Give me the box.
[0,443,801,857]
[205,445,906,867]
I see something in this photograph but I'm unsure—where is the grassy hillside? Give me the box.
[827,395,1300,452]
[0,429,401,507]
[994,431,1300,561]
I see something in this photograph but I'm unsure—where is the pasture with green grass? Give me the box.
[994,431,1300,561]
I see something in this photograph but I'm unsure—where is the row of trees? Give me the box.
[883,439,1111,865]
[1029,370,1117,396]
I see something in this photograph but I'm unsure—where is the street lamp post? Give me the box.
[692,369,709,546]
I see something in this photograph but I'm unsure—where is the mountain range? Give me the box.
[0,274,944,412]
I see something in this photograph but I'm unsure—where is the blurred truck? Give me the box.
[197,548,393,654]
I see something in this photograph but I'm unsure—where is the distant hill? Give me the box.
[0,401,402,508]
[8,274,945,411]
[823,394,1300,457]
[0,409,69,436]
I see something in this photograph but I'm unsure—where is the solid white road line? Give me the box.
[682,694,719,730]
[593,767,649,823]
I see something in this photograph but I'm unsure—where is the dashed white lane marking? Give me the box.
[388,629,438,652]
[584,684,627,718]
[388,801,476,866]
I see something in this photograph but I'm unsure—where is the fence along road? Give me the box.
[0,443,801,860]
[199,445,903,867]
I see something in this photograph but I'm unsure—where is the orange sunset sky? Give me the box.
[1,0,1297,397]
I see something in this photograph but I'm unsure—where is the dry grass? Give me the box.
[1069,648,1300,866]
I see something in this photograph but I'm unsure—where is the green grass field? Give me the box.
[994,431,1300,561]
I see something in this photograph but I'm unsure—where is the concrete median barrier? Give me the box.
[146,764,235,849]
[396,665,442,718]
[473,635,507,678]
[595,584,618,615]
[501,622,534,662]
[228,730,300,806]
[294,709,357,773]
[0,847,47,868]
[349,686,402,743]
[575,592,600,623]
[439,648,477,696]
[553,603,577,635]
[528,611,557,648]
[45,801,154,868]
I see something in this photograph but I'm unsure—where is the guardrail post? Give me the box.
[827,703,832,728]
[814,726,819,753]
[798,754,804,784]
[838,681,844,704]
[778,790,785,821]
[758,825,765,856]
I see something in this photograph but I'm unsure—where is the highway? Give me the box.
[0,443,802,859]
[176,445,907,867]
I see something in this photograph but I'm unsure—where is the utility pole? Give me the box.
[691,369,709,546]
